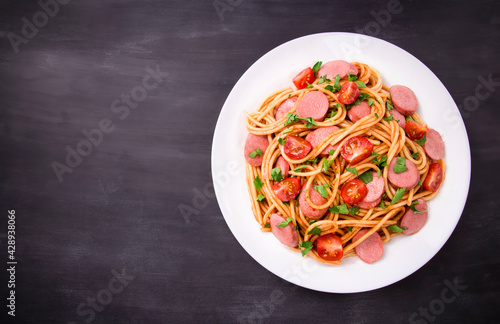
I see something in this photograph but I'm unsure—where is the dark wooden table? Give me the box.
[0,0,499,323]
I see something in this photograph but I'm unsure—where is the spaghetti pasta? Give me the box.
[244,61,445,265]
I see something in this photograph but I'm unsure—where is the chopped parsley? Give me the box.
[271,167,284,182]
[318,75,330,84]
[333,74,341,91]
[278,137,286,145]
[355,80,366,88]
[388,224,406,233]
[293,165,310,172]
[277,217,294,228]
[415,135,427,145]
[347,73,357,81]
[375,113,379,119]
[384,114,394,122]
[409,201,427,214]
[329,204,349,214]
[368,98,375,107]
[386,101,394,111]
[418,179,422,186]
[256,194,266,202]
[308,227,321,236]
[358,171,373,184]
[372,156,388,167]
[394,157,408,174]
[411,152,420,159]
[313,184,329,199]
[248,148,263,158]
[324,85,334,92]
[346,167,358,175]
[328,150,336,155]
[348,206,360,215]
[391,187,406,205]
[321,158,333,173]
[264,222,270,228]
[300,241,314,256]
[312,61,322,76]
[253,175,264,191]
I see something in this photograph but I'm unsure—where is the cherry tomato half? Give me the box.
[341,179,368,205]
[423,162,443,192]
[340,136,374,164]
[405,120,428,141]
[316,233,343,261]
[338,82,360,104]
[293,67,315,90]
[272,177,301,202]
[283,135,312,160]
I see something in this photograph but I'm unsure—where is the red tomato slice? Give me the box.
[340,136,374,164]
[316,233,343,261]
[293,67,315,90]
[405,120,428,141]
[283,135,312,160]
[272,177,301,202]
[341,179,368,205]
[338,82,360,104]
[423,162,443,192]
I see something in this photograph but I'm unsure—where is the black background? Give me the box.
[1,0,499,323]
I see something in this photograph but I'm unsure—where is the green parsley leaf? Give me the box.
[370,151,379,156]
[282,201,290,205]
[300,241,314,256]
[415,135,427,145]
[277,217,294,228]
[328,150,335,155]
[380,199,387,209]
[333,74,341,91]
[409,201,428,214]
[324,85,334,92]
[377,167,382,178]
[256,194,266,202]
[318,75,330,84]
[348,206,360,215]
[271,167,284,182]
[357,93,370,101]
[282,128,293,134]
[312,61,322,76]
[253,175,264,191]
[411,152,420,159]
[306,83,314,89]
[329,204,349,214]
[309,219,317,225]
[264,222,270,227]
[285,113,298,126]
[384,114,394,122]
[375,113,379,119]
[295,225,299,231]
[355,80,366,88]
[347,73,357,81]
[372,156,388,167]
[321,158,333,173]
[305,158,318,164]
[386,101,394,111]
[278,137,286,145]
[308,227,321,236]
[368,98,375,107]
[303,117,317,128]
[358,171,373,184]
[388,224,405,233]
[406,116,418,123]
[293,165,310,172]
[288,94,291,98]
[313,184,329,199]
[348,226,353,232]
[391,188,406,205]
[346,167,358,175]
[394,157,408,174]
[249,148,263,158]
[418,179,422,186]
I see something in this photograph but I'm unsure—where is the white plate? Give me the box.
[211,32,470,293]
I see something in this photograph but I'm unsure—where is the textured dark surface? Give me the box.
[0,0,499,323]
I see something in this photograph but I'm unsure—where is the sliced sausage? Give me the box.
[275,156,289,179]
[388,109,406,129]
[352,229,384,264]
[423,129,444,161]
[270,213,299,247]
[357,172,384,208]
[387,158,420,189]
[317,60,358,80]
[296,91,329,122]
[305,126,340,156]
[390,85,417,116]
[348,101,371,123]
[357,196,381,210]
[275,96,298,120]
[244,133,269,167]
[299,184,329,219]
[401,199,428,235]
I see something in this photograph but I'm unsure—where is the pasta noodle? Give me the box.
[244,62,445,265]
